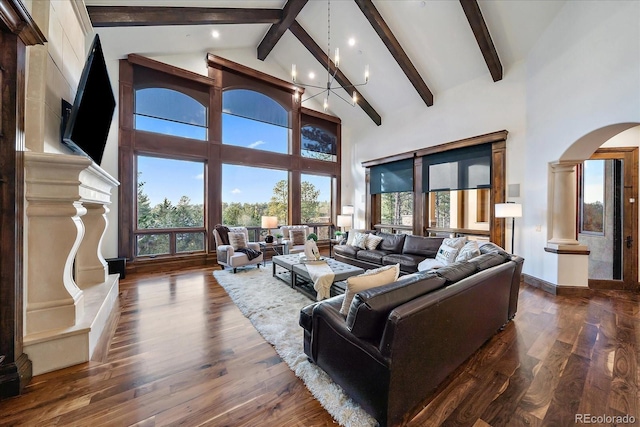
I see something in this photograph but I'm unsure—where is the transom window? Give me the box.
[135,88,207,140]
[222,89,289,154]
[301,125,337,162]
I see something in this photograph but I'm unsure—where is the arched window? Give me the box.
[135,87,207,140]
[222,89,289,154]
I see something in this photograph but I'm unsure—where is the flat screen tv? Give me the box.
[61,34,115,165]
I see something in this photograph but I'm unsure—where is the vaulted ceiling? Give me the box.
[84,0,567,129]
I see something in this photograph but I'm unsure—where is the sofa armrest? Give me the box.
[311,301,388,366]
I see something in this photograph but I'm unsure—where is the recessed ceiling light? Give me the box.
[211,30,220,39]
[348,38,356,47]
[308,72,315,79]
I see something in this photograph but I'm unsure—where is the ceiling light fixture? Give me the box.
[291,0,369,112]
[211,30,220,39]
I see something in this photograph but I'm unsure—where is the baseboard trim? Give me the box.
[523,274,593,297]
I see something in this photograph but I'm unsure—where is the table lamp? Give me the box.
[261,216,278,243]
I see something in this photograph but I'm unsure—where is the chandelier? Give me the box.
[291,0,369,111]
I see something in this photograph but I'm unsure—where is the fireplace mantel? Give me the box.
[23,151,120,375]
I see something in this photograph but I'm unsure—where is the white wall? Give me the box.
[346,1,640,285]
[523,1,640,283]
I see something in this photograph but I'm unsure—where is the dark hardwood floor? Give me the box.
[0,265,638,426]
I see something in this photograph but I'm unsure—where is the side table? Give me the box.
[329,238,342,258]
[259,241,289,265]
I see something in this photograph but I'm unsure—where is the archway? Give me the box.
[548,122,640,290]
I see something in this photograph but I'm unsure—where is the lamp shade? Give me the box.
[495,203,522,218]
[261,216,278,229]
[342,205,355,215]
[337,214,352,227]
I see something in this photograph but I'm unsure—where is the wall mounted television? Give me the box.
[61,34,115,166]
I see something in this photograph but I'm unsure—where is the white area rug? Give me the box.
[213,266,377,427]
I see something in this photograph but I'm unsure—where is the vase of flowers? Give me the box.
[276,233,283,244]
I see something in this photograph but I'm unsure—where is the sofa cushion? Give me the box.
[382,253,425,273]
[435,261,478,283]
[402,235,444,258]
[356,249,391,264]
[478,242,511,260]
[455,241,481,262]
[346,272,446,339]
[340,264,400,314]
[334,244,359,258]
[377,232,406,253]
[468,253,506,271]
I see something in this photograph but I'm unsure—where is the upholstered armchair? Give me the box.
[213,226,263,273]
[279,225,310,254]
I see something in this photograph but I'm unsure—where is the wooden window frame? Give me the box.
[118,54,341,270]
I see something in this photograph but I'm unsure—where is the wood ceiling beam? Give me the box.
[257,0,308,61]
[289,20,382,126]
[353,0,433,107]
[459,0,503,82]
[87,6,282,27]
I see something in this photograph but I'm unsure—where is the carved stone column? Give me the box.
[24,152,92,334]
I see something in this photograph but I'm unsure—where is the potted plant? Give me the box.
[335,230,343,240]
[307,233,318,241]
[276,233,283,244]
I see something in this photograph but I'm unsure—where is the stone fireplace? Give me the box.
[23,152,119,375]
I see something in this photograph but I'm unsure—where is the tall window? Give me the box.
[371,159,414,230]
[580,159,605,234]
[221,164,289,227]
[120,57,341,265]
[222,89,289,154]
[424,144,491,235]
[136,156,205,256]
[135,88,207,140]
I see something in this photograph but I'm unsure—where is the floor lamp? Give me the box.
[495,202,522,253]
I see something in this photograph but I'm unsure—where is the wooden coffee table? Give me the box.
[272,254,365,300]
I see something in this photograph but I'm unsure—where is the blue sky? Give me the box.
[137,113,331,206]
[583,159,604,204]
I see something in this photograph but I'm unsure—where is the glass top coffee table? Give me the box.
[272,254,365,300]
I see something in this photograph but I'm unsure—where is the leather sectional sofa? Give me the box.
[333,232,444,274]
[299,249,524,427]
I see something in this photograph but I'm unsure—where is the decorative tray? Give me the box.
[298,256,327,264]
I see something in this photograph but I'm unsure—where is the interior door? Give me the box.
[578,148,638,290]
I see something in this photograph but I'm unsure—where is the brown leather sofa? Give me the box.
[333,232,445,274]
[299,251,524,427]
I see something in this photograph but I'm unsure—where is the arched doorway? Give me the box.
[559,123,640,290]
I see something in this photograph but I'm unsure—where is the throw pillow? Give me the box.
[346,229,364,246]
[364,234,384,250]
[435,243,459,265]
[290,229,306,245]
[351,232,368,249]
[228,232,247,250]
[417,258,445,272]
[455,241,481,262]
[339,264,400,315]
[443,236,467,250]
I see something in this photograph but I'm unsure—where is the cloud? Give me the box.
[249,140,266,149]
[194,173,204,180]
[231,188,242,194]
